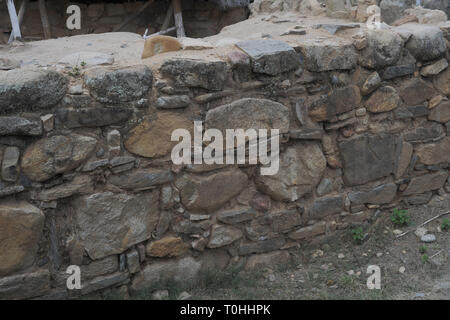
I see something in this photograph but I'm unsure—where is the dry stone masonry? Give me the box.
[0,11,449,299]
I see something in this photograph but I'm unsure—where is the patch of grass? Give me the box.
[421,254,429,264]
[351,227,365,244]
[441,218,450,231]
[68,65,81,77]
[391,208,410,227]
[419,245,427,254]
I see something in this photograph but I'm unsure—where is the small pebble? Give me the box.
[399,266,406,273]
[421,234,436,243]
[338,253,345,259]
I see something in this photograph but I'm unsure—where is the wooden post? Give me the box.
[8,0,28,43]
[38,0,51,39]
[172,0,185,38]
[6,0,22,42]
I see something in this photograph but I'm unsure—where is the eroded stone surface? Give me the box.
[256,143,326,201]
[73,191,159,260]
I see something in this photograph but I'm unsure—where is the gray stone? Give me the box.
[0,116,43,136]
[81,272,129,295]
[359,29,404,69]
[256,142,326,201]
[217,207,257,224]
[131,257,202,292]
[406,192,433,205]
[84,65,152,104]
[73,191,159,260]
[156,95,191,109]
[55,107,132,128]
[270,210,302,233]
[0,69,67,114]
[421,58,448,77]
[339,134,398,186]
[394,105,428,119]
[361,72,381,95]
[109,169,173,191]
[400,78,436,106]
[0,269,50,299]
[404,24,447,61]
[21,134,97,182]
[81,159,109,172]
[381,64,415,80]
[403,123,444,143]
[236,39,300,75]
[81,255,119,279]
[126,250,141,274]
[239,238,285,255]
[2,147,19,182]
[0,185,24,198]
[428,101,450,123]
[207,224,243,248]
[316,178,333,196]
[175,169,248,213]
[32,175,94,201]
[421,234,436,243]
[403,171,448,195]
[289,128,324,140]
[205,98,290,136]
[311,195,344,219]
[160,58,229,91]
[348,183,397,205]
[295,39,358,72]
[380,0,414,24]
[0,201,44,276]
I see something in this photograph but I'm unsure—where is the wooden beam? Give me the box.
[6,0,21,42]
[113,0,154,32]
[160,3,173,31]
[38,0,51,39]
[172,0,185,38]
[8,0,28,43]
[144,26,176,39]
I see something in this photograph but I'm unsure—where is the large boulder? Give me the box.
[402,24,447,62]
[84,65,152,104]
[256,142,326,201]
[295,38,358,72]
[175,168,248,213]
[359,29,404,69]
[236,39,301,75]
[21,134,97,182]
[0,69,67,114]
[0,201,44,276]
[73,191,159,260]
[160,58,229,91]
[339,134,398,186]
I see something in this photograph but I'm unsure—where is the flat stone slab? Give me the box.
[236,39,300,75]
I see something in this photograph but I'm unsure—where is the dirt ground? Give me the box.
[160,194,450,300]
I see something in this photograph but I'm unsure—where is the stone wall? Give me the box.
[0,23,450,299]
[0,0,249,43]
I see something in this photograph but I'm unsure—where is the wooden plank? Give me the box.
[7,0,22,42]
[8,0,28,43]
[172,0,185,38]
[113,0,154,32]
[144,26,176,39]
[160,3,173,31]
[38,0,51,39]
